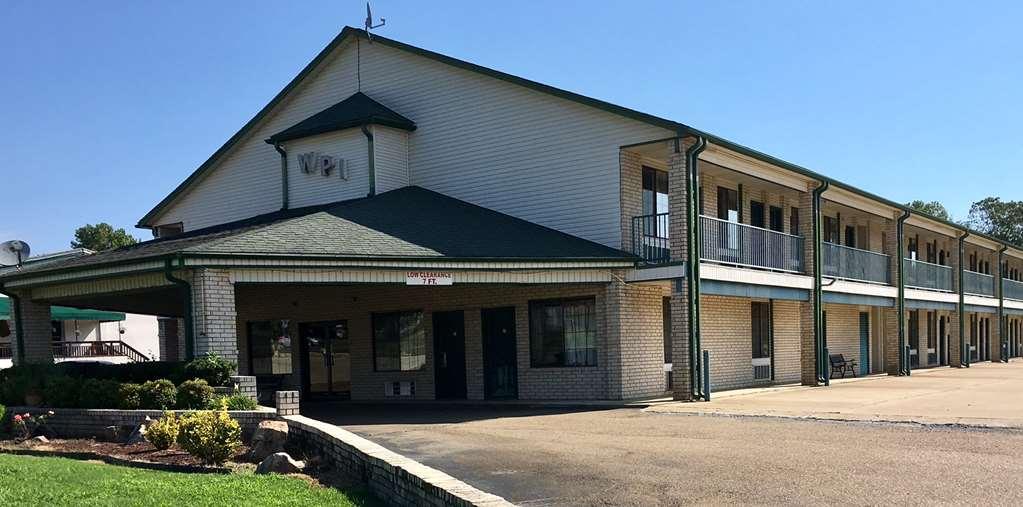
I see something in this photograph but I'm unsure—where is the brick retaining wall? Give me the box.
[5,407,278,439]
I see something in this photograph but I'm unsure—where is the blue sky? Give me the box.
[3,1,1021,254]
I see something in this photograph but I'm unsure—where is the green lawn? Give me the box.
[0,454,377,506]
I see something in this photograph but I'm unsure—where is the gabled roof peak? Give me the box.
[266,91,415,145]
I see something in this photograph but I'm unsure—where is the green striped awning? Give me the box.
[0,297,125,322]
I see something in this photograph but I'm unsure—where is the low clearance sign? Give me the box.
[405,271,454,286]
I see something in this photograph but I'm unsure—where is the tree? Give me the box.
[964,197,1023,245]
[71,223,138,251]
[906,200,951,221]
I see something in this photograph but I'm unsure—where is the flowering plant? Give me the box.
[12,410,52,441]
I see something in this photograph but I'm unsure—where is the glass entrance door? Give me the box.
[299,321,351,398]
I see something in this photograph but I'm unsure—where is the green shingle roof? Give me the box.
[266,91,415,144]
[4,187,634,279]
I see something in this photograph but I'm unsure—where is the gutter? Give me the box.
[812,180,830,385]
[272,142,289,210]
[164,255,195,361]
[361,124,376,197]
[0,282,25,363]
[999,245,1009,362]
[896,210,911,375]
[681,135,707,400]
[959,230,970,367]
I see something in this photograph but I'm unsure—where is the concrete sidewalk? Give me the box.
[647,360,1023,429]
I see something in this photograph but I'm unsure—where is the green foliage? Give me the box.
[43,376,81,408]
[964,197,1023,245]
[216,394,258,411]
[77,379,121,409]
[906,200,952,221]
[55,361,188,384]
[0,364,58,406]
[183,353,236,387]
[176,379,215,410]
[71,222,138,251]
[140,380,178,410]
[176,403,242,465]
[145,412,180,451]
[118,383,143,410]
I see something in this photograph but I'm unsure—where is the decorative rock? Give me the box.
[247,420,289,461]
[102,425,123,443]
[255,452,305,475]
[22,436,49,447]
[126,422,147,445]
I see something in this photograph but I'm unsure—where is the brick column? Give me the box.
[950,235,964,367]
[620,149,643,252]
[948,310,962,367]
[994,254,1005,361]
[883,214,901,374]
[9,295,53,365]
[275,390,299,415]
[668,145,693,401]
[797,188,819,385]
[191,268,238,364]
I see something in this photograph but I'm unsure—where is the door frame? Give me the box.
[432,310,468,400]
[481,306,518,400]
[297,320,349,399]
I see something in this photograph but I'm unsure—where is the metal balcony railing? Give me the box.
[631,213,670,265]
[822,242,891,284]
[963,270,995,297]
[1006,279,1023,301]
[903,258,954,292]
[700,216,804,273]
[52,340,150,363]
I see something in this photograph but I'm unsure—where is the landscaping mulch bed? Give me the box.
[0,438,254,474]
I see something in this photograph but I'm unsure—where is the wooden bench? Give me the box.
[829,354,858,379]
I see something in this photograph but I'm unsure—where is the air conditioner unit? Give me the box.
[383,380,416,397]
[752,358,771,382]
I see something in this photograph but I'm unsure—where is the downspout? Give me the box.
[896,210,911,375]
[273,143,289,210]
[683,135,707,400]
[812,179,829,385]
[164,255,194,361]
[361,124,376,197]
[999,245,1008,362]
[0,282,26,362]
[958,230,970,367]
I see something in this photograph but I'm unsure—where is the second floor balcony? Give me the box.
[1006,279,1023,301]
[963,270,995,297]
[631,213,804,273]
[822,242,891,284]
[904,258,953,292]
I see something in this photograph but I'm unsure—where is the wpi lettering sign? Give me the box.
[297,152,349,180]
[405,271,454,286]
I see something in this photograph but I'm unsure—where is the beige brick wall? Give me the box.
[619,149,643,252]
[607,279,669,399]
[823,304,861,374]
[9,294,52,364]
[772,300,803,384]
[191,268,238,362]
[235,283,624,401]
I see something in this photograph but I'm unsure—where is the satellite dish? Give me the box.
[0,240,30,267]
[364,2,386,40]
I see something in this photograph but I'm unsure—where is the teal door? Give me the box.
[859,312,870,375]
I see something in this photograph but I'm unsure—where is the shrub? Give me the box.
[77,379,121,409]
[43,376,81,408]
[176,403,241,465]
[176,379,214,410]
[145,412,180,450]
[216,394,258,411]
[183,353,236,387]
[55,361,188,384]
[0,364,57,406]
[118,383,143,409]
[140,380,177,410]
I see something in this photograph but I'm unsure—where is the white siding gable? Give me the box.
[151,35,673,248]
[373,125,409,193]
[287,129,369,208]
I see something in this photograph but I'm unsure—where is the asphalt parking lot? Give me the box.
[306,363,1023,505]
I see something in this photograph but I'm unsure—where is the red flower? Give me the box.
[13,415,22,423]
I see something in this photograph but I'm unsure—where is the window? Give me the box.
[750,201,765,229]
[530,298,597,367]
[717,187,739,222]
[247,320,293,375]
[926,241,936,264]
[373,311,426,371]
[769,206,784,233]
[641,166,668,216]
[908,236,919,260]
[908,310,920,367]
[790,208,800,235]
[845,225,856,248]
[751,302,771,359]
[823,216,838,243]
[857,226,869,250]
[927,312,936,349]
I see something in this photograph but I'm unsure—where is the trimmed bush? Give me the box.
[177,379,215,410]
[118,383,143,409]
[78,379,121,409]
[176,403,242,465]
[43,376,81,408]
[4,361,187,385]
[145,412,180,450]
[0,364,57,406]
[217,394,258,411]
[140,380,177,410]
[183,353,236,387]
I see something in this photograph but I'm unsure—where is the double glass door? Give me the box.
[299,321,351,398]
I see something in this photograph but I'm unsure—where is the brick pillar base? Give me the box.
[799,300,818,385]
[276,391,300,416]
[949,310,963,367]
[883,307,901,374]
[670,284,693,401]
[230,375,258,401]
[10,296,53,365]
[191,268,238,364]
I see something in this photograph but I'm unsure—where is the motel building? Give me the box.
[4,27,1023,403]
